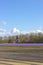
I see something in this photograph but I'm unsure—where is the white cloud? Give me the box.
[11,28,43,35]
[0,28,21,37]
[31,29,43,34]
[2,21,7,26]
[0,28,7,37]
[21,31,30,34]
[0,28,10,37]
[12,28,20,34]
[36,30,43,33]
[12,28,30,35]
[0,21,7,28]
[0,28,6,32]
[0,27,43,37]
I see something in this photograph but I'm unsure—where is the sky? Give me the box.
[0,0,43,36]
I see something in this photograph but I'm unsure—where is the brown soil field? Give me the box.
[0,47,43,63]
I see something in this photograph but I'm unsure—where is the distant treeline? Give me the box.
[0,33,43,43]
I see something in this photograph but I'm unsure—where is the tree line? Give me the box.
[0,33,43,43]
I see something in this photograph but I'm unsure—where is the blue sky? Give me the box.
[0,0,43,32]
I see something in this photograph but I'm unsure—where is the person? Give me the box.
[16,35,18,43]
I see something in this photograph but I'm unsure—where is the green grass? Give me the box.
[0,46,43,50]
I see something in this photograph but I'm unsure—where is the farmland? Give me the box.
[0,45,43,64]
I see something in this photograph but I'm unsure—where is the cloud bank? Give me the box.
[0,27,43,37]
